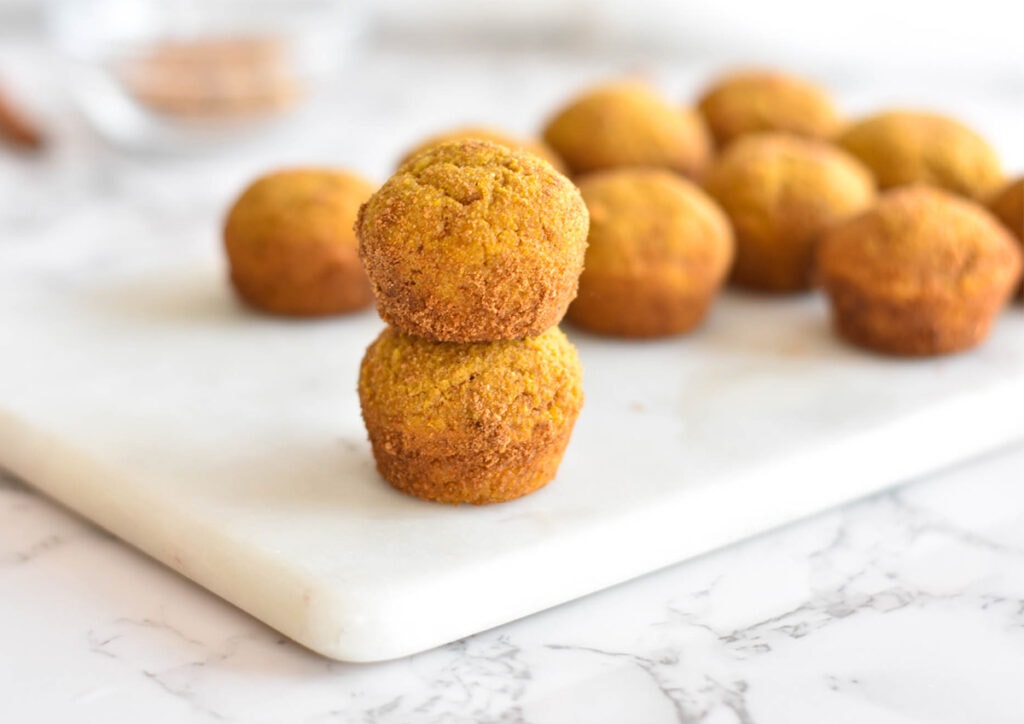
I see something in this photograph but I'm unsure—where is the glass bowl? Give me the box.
[46,0,365,151]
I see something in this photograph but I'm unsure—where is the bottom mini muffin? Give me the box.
[817,186,1022,356]
[358,326,583,504]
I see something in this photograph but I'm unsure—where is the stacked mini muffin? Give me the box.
[355,140,589,504]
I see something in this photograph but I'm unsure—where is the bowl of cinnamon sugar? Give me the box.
[46,0,364,150]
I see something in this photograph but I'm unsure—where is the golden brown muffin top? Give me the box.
[397,125,566,174]
[542,80,711,178]
[697,69,840,148]
[836,110,1003,199]
[357,140,588,341]
[988,176,1024,242]
[704,133,875,235]
[359,325,583,442]
[225,168,373,249]
[818,185,1023,299]
[578,168,733,277]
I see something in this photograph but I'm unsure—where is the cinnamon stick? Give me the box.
[0,83,44,151]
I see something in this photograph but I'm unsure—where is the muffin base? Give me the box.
[823,278,1007,356]
[364,421,576,505]
[567,274,715,338]
[229,258,374,317]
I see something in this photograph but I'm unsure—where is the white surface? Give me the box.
[2,203,1023,662]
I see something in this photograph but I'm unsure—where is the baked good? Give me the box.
[703,133,875,292]
[357,140,588,342]
[397,125,566,173]
[817,186,1022,356]
[567,168,734,337]
[988,176,1024,242]
[358,326,583,504]
[696,69,840,148]
[988,176,1024,296]
[224,169,375,316]
[541,80,711,178]
[836,110,1003,199]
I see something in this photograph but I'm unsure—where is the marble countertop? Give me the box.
[6,446,1024,723]
[2,29,1024,724]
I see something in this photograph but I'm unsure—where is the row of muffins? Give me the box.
[536,72,1022,355]
[226,70,1022,355]
[221,68,1024,504]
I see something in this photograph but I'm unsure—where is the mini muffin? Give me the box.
[697,69,840,148]
[542,81,712,178]
[567,169,734,337]
[703,133,875,292]
[817,186,1023,356]
[988,176,1024,242]
[359,326,584,504]
[224,168,374,316]
[836,110,1003,200]
[398,125,566,173]
[357,140,589,342]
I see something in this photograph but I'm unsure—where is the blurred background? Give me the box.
[1,0,1022,231]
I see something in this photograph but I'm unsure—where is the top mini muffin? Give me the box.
[357,140,589,343]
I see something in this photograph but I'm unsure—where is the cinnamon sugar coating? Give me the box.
[398,126,566,174]
[358,326,583,504]
[357,140,588,342]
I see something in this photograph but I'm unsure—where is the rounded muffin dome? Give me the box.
[397,125,566,173]
[697,69,840,148]
[836,110,1003,200]
[357,140,589,342]
[542,81,712,178]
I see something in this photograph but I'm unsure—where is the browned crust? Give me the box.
[357,326,584,505]
[817,186,1023,356]
[823,276,1008,356]
[364,415,575,504]
[567,274,715,337]
[229,249,373,316]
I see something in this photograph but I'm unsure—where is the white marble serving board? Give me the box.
[1,234,1023,663]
